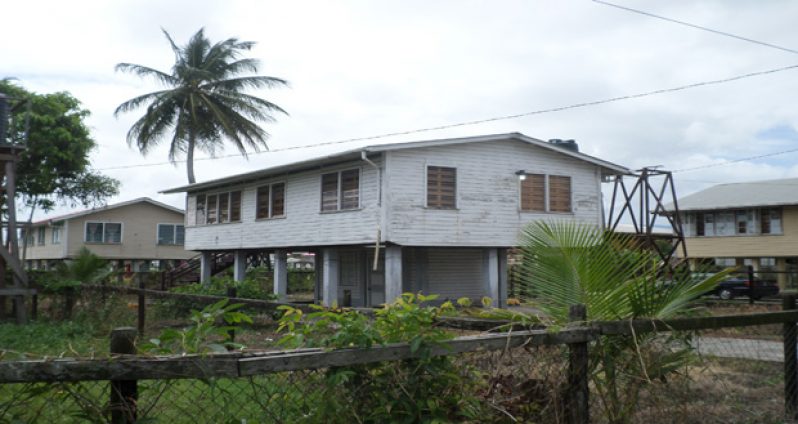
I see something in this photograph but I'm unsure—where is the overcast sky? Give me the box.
[3,0,798,219]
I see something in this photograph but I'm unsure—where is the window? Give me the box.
[715,212,734,236]
[735,210,751,234]
[21,229,34,246]
[195,194,206,225]
[195,191,241,225]
[37,227,45,246]
[761,208,782,234]
[157,224,185,245]
[52,226,61,244]
[695,213,705,236]
[427,166,456,209]
[715,258,736,267]
[85,222,122,244]
[761,257,776,267]
[321,169,360,212]
[549,175,572,213]
[257,183,286,219]
[520,174,545,212]
[704,213,715,236]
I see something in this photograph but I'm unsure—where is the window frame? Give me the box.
[256,181,287,220]
[51,225,62,245]
[156,223,185,245]
[518,173,573,214]
[37,227,46,246]
[320,168,361,213]
[425,165,458,210]
[84,221,124,244]
[194,191,242,225]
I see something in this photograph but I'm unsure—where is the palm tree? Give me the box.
[516,221,729,423]
[114,28,287,183]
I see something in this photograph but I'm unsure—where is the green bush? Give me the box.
[155,276,276,318]
[277,293,486,422]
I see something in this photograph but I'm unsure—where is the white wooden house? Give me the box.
[162,133,629,307]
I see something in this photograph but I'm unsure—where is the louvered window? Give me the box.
[520,174,546,212]
[321,169,360,212]
[257,183,286,219]
[427,166,457,209]
[549,175,572,212]
[196,191,241,224]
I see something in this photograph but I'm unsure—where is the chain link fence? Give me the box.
[2,300,798,423]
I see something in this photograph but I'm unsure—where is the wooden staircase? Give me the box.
[159,251,272,290]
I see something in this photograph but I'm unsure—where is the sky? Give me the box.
[2,0,798,220]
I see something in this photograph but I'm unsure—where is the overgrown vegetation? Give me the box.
[517,221,730,424]
[277,293,487,422]
[155,275,276,318]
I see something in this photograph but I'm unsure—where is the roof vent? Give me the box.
[548,138,579,153]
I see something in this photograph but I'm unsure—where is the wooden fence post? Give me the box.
[567,304,589,424]
[109,327,137,424]
[227,286,237,343]
[137,274,145,335]
[783,293,798,420]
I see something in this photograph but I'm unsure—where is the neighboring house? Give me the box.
[674,177,798,288]
[162,133,629,307]
[23,197,195,271]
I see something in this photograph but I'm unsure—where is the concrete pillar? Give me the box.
[233,250,247,282]
[273,249,288,301]
[483,248,500,308]
[200,251,213,286]
[498,248,508,308]
[385,245,403,303]
[322,248,339,307]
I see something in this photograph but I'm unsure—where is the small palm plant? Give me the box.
[46,247,114,318]
[517,221,727,423]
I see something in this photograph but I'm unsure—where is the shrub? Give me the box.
[277,293,486,422]
[155,276,276,318]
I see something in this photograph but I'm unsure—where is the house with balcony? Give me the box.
[23,197,195,272]
[675,177,798,288]
[161,133,629,307]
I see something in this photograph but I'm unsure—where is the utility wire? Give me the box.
[593,0,798,55]
[672,146,798,173]
[97,63,798,172]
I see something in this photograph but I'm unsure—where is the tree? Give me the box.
[0,79,120,212]
[114,28,288,184]
[517,221,729,423]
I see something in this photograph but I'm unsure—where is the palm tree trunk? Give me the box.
[186,134,196,184]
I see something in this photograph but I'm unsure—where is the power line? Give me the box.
[592,0,798,55]
[672,146,798,173]
[97,63,798,172]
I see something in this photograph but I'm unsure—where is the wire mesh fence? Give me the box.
[2,301,798,423]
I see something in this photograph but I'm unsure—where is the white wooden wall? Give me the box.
[383,139,603,247]
[184,158,382,250]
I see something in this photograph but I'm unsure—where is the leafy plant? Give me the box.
[142,299,253,355]
[517,221,730,423]
[156,276,276,318]
[37,248,113,319]
[277,293,485,422]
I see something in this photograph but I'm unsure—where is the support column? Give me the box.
[200,251,213,286]
[777,257,788,290]
[498,248,508,308]
[385,245,403,303]
[233,250,247,282]
[322,248,339,307]
[273,249,288,301]
[484,248,500,308]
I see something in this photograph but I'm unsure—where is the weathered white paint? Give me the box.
[426,248,485,300]
[185,158,382,250]
[384,139,603,247]
[483,248,500,307]
[273,249,288,301]
[233,250,247,282]
[200,251,212,285]
[321,248,339,306]
[385,245,403,303]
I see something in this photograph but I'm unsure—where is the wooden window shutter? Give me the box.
[271,183,285,217]
[427,166,456,209]
[321,173,339,211]
[549,175,572,212]
[340,170,359,210]
[195,194,206,225]
[520,174,545,211]
[256,186,270,219]
[230,191,241,222]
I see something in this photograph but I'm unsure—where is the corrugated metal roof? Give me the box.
[161,132,631,194]
[673,178,798,211]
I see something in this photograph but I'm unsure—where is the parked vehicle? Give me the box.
[708,278,779,300]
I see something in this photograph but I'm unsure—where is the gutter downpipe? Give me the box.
[361,151,382,271]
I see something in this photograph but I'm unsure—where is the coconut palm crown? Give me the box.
[114,28,287,183]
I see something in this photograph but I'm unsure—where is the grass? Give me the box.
[0,320,108,360]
